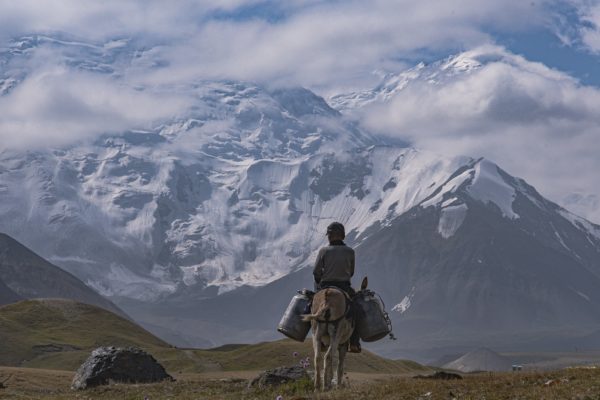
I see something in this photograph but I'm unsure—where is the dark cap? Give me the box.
[326,222,345,237]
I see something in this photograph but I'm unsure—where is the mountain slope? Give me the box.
[355,159,600,356]
[119,158,600,356]
[0,233,125,316]
[0,278,22,305]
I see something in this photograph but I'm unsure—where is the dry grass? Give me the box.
[3,365,600,400]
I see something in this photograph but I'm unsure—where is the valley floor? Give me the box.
[2,366,600,400]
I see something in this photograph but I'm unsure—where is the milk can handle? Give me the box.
[375,292,397,341]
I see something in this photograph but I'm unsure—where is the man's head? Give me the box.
[326,222,345,242]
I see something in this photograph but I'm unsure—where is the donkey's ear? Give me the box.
[360,276,368,291]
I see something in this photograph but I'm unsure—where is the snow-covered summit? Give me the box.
[329,45,570,112]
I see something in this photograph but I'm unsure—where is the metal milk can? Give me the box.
[277,289,312,342]
[354,289,392,342]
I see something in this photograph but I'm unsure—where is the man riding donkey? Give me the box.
[310,222,361,353]
[278,221,391,391]
[302,221,368,390]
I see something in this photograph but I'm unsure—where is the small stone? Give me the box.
[544,379,560,386]
[249,366,310,388]
[414,371,462,380]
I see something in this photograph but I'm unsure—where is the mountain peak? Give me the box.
[328,45,568,112]
[420,157,518,219]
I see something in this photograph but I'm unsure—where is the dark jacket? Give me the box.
[313,241,355,284]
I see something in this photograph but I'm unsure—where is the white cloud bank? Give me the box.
[0,0,559,148]
[0,64,189,149]
[0,0,557,92]
[572,1,600,52]
[349,46,600,222]
[141,0,555,93]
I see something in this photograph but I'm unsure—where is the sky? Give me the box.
[0,0,599,222]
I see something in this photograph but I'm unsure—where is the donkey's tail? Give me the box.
[301,303,330,322]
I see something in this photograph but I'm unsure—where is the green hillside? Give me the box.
[0,299,426,375]
[0,299,169,369]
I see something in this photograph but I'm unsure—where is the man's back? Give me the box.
[313,242,355,284]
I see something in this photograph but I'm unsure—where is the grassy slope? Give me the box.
[0,299,424,375]
[0,299,169,370]
[184,340,427,374]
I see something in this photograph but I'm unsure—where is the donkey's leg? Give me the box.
[337,340,348,388]
[337,320,353,388]
[324,323,340,390]
[312,324,322,391]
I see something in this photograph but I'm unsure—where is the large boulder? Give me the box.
[71,347,173,390]
[249,366,310,388]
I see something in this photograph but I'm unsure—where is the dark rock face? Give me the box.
[71,347,173,390]
[249,366,309,388]
[0,233,124,317]
[0,278,22,306]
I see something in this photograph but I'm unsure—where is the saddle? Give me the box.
[320,285,353,304]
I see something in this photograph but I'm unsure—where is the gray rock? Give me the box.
[414,371,463,380]
[249,365,310,388]
[71,347,173,390]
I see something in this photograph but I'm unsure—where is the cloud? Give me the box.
[579,3,600,52]
[0,1,265,41]
[133,0,556,94]
[0,57,189,150]
[550,1,600,55]
[354,46,600,223]
[0,1,558,93]
[0,0,563,150]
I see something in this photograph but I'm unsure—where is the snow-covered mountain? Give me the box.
[122,154,600,351]
[1,35,600,353]
[329,46,560,112]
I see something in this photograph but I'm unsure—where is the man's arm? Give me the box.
[313,248,325,283]
[350,249,355,278]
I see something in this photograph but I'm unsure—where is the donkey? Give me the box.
[303,277,368,391]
